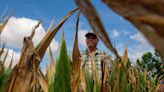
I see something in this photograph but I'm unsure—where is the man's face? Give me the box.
[86,36,98,48]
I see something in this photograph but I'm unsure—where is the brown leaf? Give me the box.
[0,43,5,56]
[38,68,48,92]
[113,63,121,92]
[103,0,164,59]
[0,15,11,34]
[47,47,56,84]
[6,8,78,92]
[71,11,81,92]
[101,61,110,92]
[79,60,87,92]
[90,55,101,86]
[122,45,128,66]
[8,51,14,68]
[3,49,9,66]
[75,0,119,58]
[30,21,41,39]
[35,8,79,67]
[7,37,41,92]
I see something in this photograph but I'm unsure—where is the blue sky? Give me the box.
[0,0,154,71]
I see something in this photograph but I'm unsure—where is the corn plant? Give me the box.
[0,1,163,91]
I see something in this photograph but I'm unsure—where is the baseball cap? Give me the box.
[85,32,98,40]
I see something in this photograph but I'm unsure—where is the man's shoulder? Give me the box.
[80,50,87,54]
[96,50,112,59]
[96,50,106,54]
[96,50,109,55]
[80,50,88,57]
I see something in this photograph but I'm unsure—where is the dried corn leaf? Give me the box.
[90,55,101,91]
[71,11,81,92]
[101,61,110,92]
[122,45,128,67]
[35,8,78,67]
[0,43,5,57]
[47,20,54,33]
[47,47,56,84]
[0,15,11,34]
[79,61,87,92]
[7,8,78,92]
[8,51,14,68]
[75,0,119,58]
[7,37,41,92]
[30,21,41,39]
[113,63,121,92]
[3,49,9,65]
[103,0,164,58]
[7,20,42,92]
[38,68,48,92]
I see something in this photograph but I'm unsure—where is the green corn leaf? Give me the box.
[52,32,71,92]
[0,69,12,92]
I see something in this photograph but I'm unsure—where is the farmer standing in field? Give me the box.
[81,32,112,80]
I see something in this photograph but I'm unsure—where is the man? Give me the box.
[81,32,112,80]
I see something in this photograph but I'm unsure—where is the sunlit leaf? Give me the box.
[71,11,81,92]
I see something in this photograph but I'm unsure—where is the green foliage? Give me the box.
[0,46,12,92]
[137,51,164,78]
[0,66,12,92]
[108,61,133,92]
[49,35,71,92]
[86,69,94,92]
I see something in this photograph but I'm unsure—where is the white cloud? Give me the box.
[116,46,154,64]
[130,32,153,48]
[112,29,119,38]
[128,32,154,62]
[0,49,20,68]
[123,31,130,35]
[128,48,154,62]
[1,17,59,52]
[116,43,123,50]
[78,29,89,47]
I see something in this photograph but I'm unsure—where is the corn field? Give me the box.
[0,0,164,92]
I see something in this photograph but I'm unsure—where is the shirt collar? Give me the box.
[85,48,100,56]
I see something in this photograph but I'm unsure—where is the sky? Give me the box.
[0,0,154,73]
